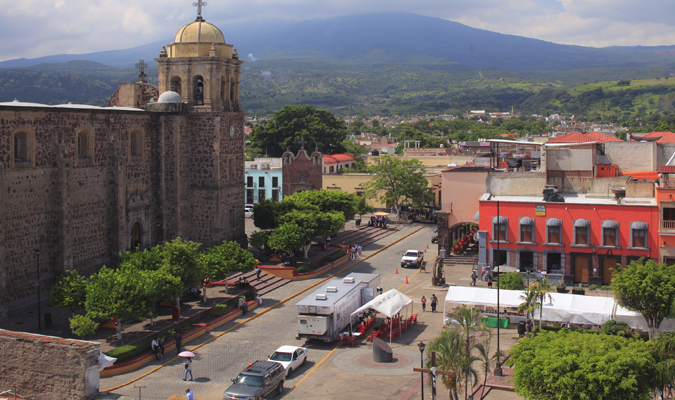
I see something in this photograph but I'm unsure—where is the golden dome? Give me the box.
[174,20,225,44]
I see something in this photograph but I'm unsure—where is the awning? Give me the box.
[351,289,412,319]
[492,216,507,224]
[602,220,618,229]
[574,219,590,227]
[473,211,480,221]
[546,218,562,227]
[519,217,534,225]
[631,221,648,230]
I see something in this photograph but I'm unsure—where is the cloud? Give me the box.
[0,0,674,62]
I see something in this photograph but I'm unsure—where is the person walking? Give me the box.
[357,244,363,258]
[255,262,262,281]
[487,275,493,288]
[185,388,194,400]
[175,332,183,354]
[421,295,427,312]
[183,357,193,381]
[471,269,478,286]
[151,337,162,360]
[430,294,438,313]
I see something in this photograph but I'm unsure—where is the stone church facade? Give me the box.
[0,14,246,318]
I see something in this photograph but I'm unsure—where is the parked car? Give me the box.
[245,207,254,218]
[268,345,308,377]
[431,229,438,243]
[401,249,424,268]
[223,360,285,400]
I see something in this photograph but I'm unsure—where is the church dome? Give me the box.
[174,20,225,44]
[158,91,183,103]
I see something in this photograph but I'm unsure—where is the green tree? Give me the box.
[341,139,368,171]
[157,238,204,289]
[69,314,98,338]
[248,230,270,256]
[532,277,554,331]
[518,288,537,334]
[362,155,434,215]
[268,222,306,254]
[85,266,156,340]
[278,210,345,258]
[50,270,88,316]
[198,241,257,280]
[285,189,358,222]
[508,330,656,400]
[250,105,347,157]
[425,329,465,400]
[611,259,675,338]
[355,196,374,218]
[495,272,525,290]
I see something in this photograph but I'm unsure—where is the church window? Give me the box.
[230,78,235,106]
[220,78,226,106]
[77,129,93,162]
[194,76,204,105]
[130,129,144,160]
[12,129,34,167]
[228,157,235,178]
[170,76,182,97]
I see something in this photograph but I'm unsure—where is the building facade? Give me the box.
[0,13,246,318]
[245,158,283,204]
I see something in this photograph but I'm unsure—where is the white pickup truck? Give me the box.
[401,249,424,268]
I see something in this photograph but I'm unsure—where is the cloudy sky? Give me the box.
[1,0,674,62]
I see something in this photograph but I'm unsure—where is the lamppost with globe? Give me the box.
[418,341,426,399]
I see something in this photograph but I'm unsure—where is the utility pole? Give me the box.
[413,351,454,400]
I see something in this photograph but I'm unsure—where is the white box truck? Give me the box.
[296,272,380,342]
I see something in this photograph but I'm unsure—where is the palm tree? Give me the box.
[425,329,466,400]
[532,277,554,331]
[518,288,537,334]
[453,306,486,399]
[654,332,675,397]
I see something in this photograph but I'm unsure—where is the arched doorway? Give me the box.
[130,222,143,251]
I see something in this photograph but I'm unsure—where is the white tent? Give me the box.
[443,286,675,331]
[351,289,413,343]
[352,288,412,318]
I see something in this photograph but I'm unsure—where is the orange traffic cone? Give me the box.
[406,276,409,284]
[396,266,399,274]
[424,248,427,253]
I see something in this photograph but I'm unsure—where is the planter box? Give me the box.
[556,288,569,294]
[572,290,586,295]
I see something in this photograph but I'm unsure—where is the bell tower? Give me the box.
[155,2,243,112]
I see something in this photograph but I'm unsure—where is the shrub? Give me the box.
[601,320,631,336]
[211,304,229,318]
[588,284,598,292]
[105,338,154,362]
[296,266,308,273]
[496,272,525,290]
[69,314,98,338]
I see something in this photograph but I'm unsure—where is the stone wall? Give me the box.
[0,329,101,400]
[0,104,246,318]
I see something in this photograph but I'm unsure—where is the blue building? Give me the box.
[244,158,283,204]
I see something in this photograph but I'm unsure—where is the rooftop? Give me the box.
[480,192,656,207]
[547,131,622,144]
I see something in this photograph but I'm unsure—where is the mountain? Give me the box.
[2,13,675,72]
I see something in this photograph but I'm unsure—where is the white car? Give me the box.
[245,208,254,218]
[401,249,424,268]
[268,345,308,377]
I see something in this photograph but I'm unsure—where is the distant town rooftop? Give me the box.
[480,192,656,207]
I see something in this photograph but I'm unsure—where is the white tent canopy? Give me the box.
[443,286,675,331]
[351,289,412,318]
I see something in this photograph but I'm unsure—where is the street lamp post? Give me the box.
[418,341,426,399]
[35,248,41,331]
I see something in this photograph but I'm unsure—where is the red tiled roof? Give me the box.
[323,154,355,165]
[659,165,675,173]
[633,131,675,143]
[547,131,622,144]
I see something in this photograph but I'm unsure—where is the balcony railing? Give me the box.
[662,220,675,230]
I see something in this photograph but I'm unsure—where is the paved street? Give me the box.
[99,223,438,400]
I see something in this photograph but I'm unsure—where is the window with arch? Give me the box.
[194,75,204,105]
[220,78,226,104]
[228,157,235,179]
[77,129,93,162]
[12,129,34,167]
[229,78,235,106]
[170,76,182,97]
[130,129,144,159]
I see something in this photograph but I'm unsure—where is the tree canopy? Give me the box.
[362,155,434,213]
[250,105,347,157]
[198,241,258,280]
[50,269,87,314]
[508,330,656,400]
[611,259,675,338]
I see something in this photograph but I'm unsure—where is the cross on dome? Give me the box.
[298,136,306,149]
[193,0,207,21]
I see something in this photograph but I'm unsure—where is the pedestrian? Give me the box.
[471,269,477,286]
[183,357,193,381]
[151,337,161,360]
[255,262,262,281]
[158,337,165,358]
[255,293,263,305]
[238,296,248,314]
[326,236,331,247]
[175,331,183,354]
[430,294,437,313]
[185,388,194,400]
[421,295,427,312]
[357,244,362,258]
[487,275,493,288]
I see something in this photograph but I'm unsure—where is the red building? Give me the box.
[478,194,658,286]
